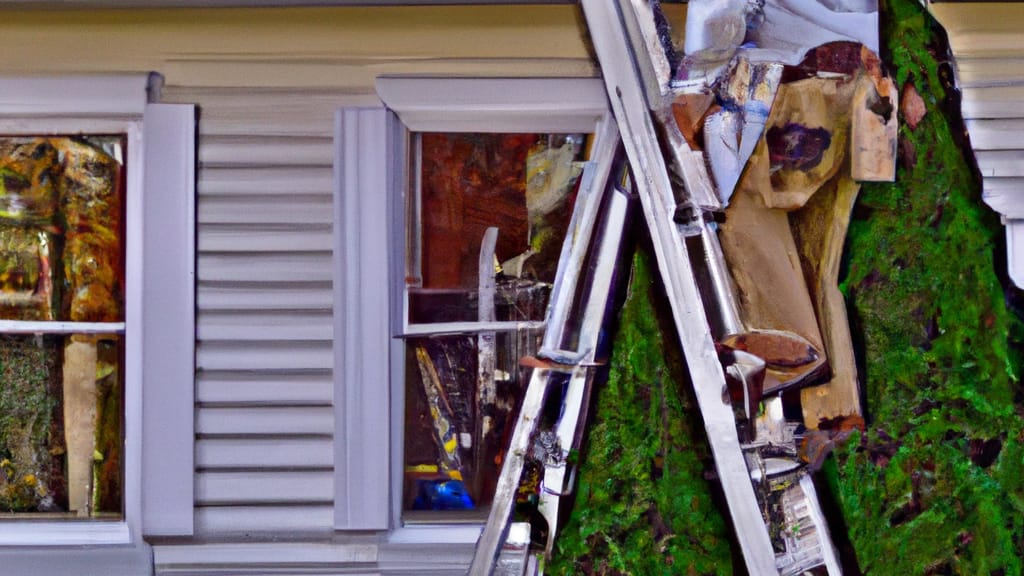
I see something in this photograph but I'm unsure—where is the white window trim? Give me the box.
[334,77,611,544]
[0,75,195,547]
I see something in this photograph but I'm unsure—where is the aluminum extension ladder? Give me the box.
[470,2,843,574]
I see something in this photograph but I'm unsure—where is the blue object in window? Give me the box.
[412,479,475,511]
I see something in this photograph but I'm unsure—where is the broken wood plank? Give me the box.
[851,74,898,182]
[791,171,864,429]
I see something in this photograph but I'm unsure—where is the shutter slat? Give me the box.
[198,310,332,341]
[199,195,333,224]
[984,178,1024,218]
[195,505,334,535]
[197,341,333,371]
[196,437,333,469]
[198,253,333,283]
[199,167,334,196]
[966,119,1024,150]
[961,85,1024,119]
[196,471,333,505]
[199,136,334,168]
[197,371,333,405]
[197,283,333,311]
[197,406,334,436]
[956,58,1024,90]
[938,32,1024,59]
[199,225,333,252]
[976,150,1024,178]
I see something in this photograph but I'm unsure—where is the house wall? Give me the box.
[2,3,1013,574]
[0,5,609,574]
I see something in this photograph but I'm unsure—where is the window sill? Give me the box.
[0,520,130,546]
[387,523,483,545]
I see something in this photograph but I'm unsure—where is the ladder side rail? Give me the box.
[470,128,622,575]
[580,0,779,572]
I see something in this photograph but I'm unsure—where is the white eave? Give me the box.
[932,2,1024,288]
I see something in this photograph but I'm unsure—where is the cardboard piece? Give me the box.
[791,172,864,428]
[760,76,856,211]
[719,146,827,373]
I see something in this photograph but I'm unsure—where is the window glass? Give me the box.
[0,136,124,519]
[408,133,587,325]
[402,131,588,519]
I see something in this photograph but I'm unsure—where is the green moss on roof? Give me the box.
[830,0,1024,573]
[548,246,734,575]
[549,0,1024,572]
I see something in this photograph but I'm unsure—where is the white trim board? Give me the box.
[141,103,197,538]
[375,77,608,133]
[0,75,196,556]
[0,75,153,117]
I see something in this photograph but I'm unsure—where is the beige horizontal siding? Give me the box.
[965,119,1024,149]
[0,6,597,87]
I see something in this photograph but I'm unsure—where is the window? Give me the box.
[0,76,195,551]
[335,78,613,541]
[401,131,588,520]
[0,135,126,521]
